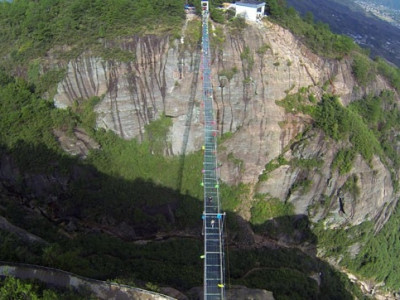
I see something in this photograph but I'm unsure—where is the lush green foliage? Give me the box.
[2,2,399,294]
[347,206,400,289]
[218,67,238,82]
[183,20,202,52]
[349,91,400,168]
[220,183,249,212]
[331,148,355,174]
[144,114,173,154]
[275,87,316,114]
[375,57,400,91]
[290,158,323,170]
[230,241,362,299]
[250,194,293,225]
[258,155,288,182]
[352,53,377,86]
[342,174,360,198]
[240,46,254,71]
[315,205,400,291]
[228,16,247,33]
[0,75,73,171]
[0,227,362,298]
[0,276,90,299]
[0,0,185,63]
[313,220,374,259]
[266,1,357,58]
[314,94,382,162]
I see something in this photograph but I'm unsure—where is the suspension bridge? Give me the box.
[200,1,226,299]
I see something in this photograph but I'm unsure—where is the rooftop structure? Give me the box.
[235,0,266,22]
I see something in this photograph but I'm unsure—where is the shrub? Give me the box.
[352,54,376,86]
[375,57,400,91]
[290,158,323,170]
[332,149,355,175]
[250,194,293,225]
[314,94,382,162]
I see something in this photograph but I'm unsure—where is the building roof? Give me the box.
[237,0,265,5]
[236,0,265,7]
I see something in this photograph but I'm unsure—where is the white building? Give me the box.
[235,0,266,22]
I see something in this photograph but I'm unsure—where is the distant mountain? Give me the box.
[285,0,400,67]
[370,0,400,10]
[354,0,400,28]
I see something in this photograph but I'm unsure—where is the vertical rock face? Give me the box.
[53,19,398,227]
[54,36,172,140]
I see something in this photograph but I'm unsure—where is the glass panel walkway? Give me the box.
[201,1,225,299]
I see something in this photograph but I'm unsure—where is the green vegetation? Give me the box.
[291,178,312,194]
[250,194,293,226]
[375,57,400,92]
[349,91,400,168]
[258,155,288,182]
[266,1,357,59]
[352,53,377,86]
[313,220,374,258]
[275,87,316,114]
[314,94,382,162]
[0,73,72,171]
[342,174,360,199]
[332,148,355,175]
[186,0,229,23]
[230,246,363,300]
[0,276,92,299]
[2,0,400,296]
[227,152,244,171]
[315,206,400,291]
[183,20,202,52]
[256,43,271,56]
[0,230,204,291]
[240,46,254,71]
[228,16,247,34]
[290,158,323,170]
[0,0,185,64]
[347,206,400,289]
[210,25,226,53]
[218,67,238,82]
[220,183,250,212]
[209,7,225,24]
[144,114,173,155]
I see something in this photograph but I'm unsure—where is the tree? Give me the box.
[352,54,376,86]
[304,11,314,24]
[266,0,284,18]
[0,276,39,300]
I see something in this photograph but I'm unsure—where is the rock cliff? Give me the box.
[52,17,399,230]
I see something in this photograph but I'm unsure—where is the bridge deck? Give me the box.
[201,3,225,300]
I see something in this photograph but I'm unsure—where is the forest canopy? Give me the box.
[0,0,185,62]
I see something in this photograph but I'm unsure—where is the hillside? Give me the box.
[368,0,400,10]
[1,0,400,299]
[355,0,400,28]
[285,0,400,67]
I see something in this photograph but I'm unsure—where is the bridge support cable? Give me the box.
[200,1,225,300]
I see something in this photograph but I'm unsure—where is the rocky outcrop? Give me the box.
[0,216,47,245]
[52,18,399,228]
[53,128,100,158]
[257,130,396,229]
